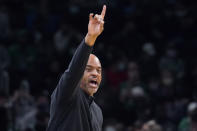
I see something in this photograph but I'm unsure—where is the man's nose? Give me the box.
[91,69,98,77]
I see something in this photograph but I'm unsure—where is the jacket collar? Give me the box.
[82,89,94,105]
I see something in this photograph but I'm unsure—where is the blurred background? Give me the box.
[0,0,197,131]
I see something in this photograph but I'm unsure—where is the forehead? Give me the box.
[87,55,101,68]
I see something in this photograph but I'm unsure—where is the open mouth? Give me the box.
[89,80,98,88]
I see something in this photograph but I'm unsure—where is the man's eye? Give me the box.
[97,69,101,74]
[86,68,91,72]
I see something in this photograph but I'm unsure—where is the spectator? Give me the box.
[159,46,184,79]
[178,102,197,131]
[53,24,72,55]
[12,80,37,131]
[142,120,163,131]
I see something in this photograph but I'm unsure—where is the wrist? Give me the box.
[85,33,97,46]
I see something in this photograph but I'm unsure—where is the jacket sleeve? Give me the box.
[51,39,93,105]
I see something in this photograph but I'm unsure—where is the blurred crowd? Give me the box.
[0,0,197,131]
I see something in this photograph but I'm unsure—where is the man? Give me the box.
[46,5,106,131]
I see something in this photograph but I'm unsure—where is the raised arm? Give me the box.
[52,5,107,104]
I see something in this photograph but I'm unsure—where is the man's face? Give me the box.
[80,54,102,96]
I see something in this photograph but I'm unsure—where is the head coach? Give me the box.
[46,5,107,131]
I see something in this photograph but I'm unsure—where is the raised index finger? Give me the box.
[101,5,106,19]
